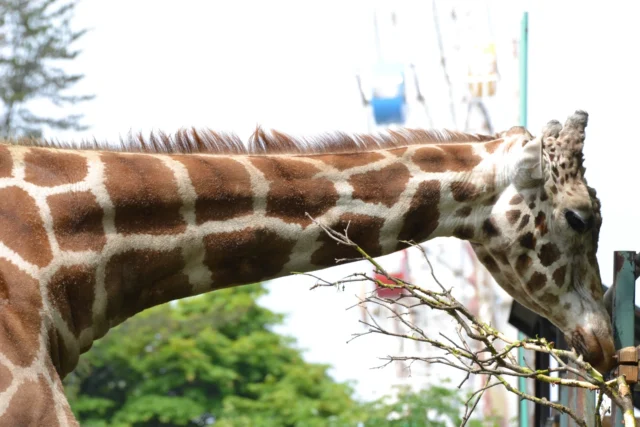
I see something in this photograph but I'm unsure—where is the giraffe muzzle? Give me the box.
[570,326,616,374]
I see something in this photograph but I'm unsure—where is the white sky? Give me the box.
[33,0,640,402]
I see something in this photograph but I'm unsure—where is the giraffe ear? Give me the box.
[512,137,544,189]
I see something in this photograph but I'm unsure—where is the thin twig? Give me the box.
[305,216,635,426]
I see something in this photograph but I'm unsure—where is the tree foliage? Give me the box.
[64,284,363,426]
[65,283,497,426]
[0,0,93,138]
[358,384,499,427]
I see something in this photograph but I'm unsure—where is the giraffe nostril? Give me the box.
[565,209,592,233]
[570,327,616,373]
[569,330,589,355]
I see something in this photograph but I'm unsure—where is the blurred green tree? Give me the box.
[64,283,501,426]
[64,284,364,426]
[0,0,93,138]
[356,383,501,427]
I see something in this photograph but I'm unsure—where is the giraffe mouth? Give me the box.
[570,327,615,373]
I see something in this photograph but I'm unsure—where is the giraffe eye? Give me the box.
[565,209,592,233]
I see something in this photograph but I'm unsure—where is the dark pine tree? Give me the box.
[0,0,93,138]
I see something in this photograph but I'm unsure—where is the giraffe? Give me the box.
[0,110,612,425]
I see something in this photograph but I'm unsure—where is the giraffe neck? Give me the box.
[0,136,507,423]
[58,140,503,344]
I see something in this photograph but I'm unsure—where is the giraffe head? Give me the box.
[472,110,613,373]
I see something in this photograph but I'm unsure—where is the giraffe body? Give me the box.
[0,111,613,425]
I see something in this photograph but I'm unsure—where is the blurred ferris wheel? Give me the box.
[353,2,508,397]
[355,2,500,135]
[354,6,431,132]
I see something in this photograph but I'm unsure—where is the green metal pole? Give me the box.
[611,251,637,426]
[518,10,529,427]
[518,331,529,427]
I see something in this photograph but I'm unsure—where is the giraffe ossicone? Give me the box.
[0,110,612,425]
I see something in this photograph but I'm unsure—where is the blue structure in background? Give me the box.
[369,63,407,126]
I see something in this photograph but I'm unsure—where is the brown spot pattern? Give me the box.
[481,255,500,273]
[515,254,532,275]
[483,195,498,206]
[0,186,52,267]
[24,148,88,187]
[0,364,11,394]
[316,152,384,170]
[455,206,473,218]
[510,194,524,205]
[102,153,186,235]
[540,293,559,306]
[349,163,411,207]
[176,156,253,223]
[453,226,474,240]
[251,157,339,227]
[519,232,536,250]
[517,214,530,232]
[538,243,561,267]
[495,252,510,265]
[0,145,12,178]
[389,147,408,157]
[444,145,484,170]
[412,144,482,173]
[0,376,59,426]
[535,211,548,236]
[48,265,96,338]
[450,181,479,202]
[105,248,191,322]
[48,191,106,252]
[203,227,296,285]
[0,259,42,367]
[553,265,567,287]
[527,272,547,293]
[311,214,384,266]
[506,210,521,225]
[482,218,500,238]
[396,180,440,247]
[484,139,504,154]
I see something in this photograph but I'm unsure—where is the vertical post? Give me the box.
[559,328,597,427]
[518,10,529,427]
[561,370,596,427]
[611,251,637,426]
[534,320,552,426]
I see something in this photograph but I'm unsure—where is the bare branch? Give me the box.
[307,216,635,425]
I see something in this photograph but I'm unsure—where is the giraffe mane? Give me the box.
[3,126,498,155]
